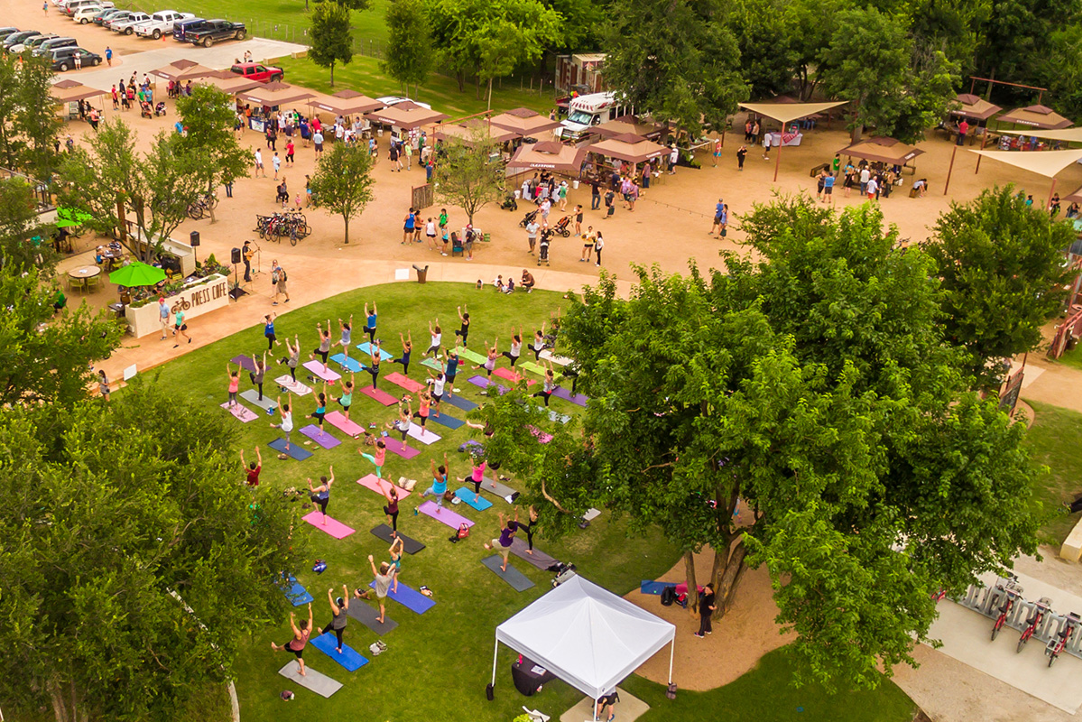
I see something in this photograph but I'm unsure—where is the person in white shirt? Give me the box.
[669,146,679,174]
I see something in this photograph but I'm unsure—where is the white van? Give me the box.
[558,92,625,142]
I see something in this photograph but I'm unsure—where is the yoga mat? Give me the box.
[420,357,444,372]
[583,508,601,521]
[302,511,356,539]
[325,411,364,437]
[480,478,519,502]
[509,537,558,570]
[539,350,573,366]
[417,500,474,529]
[221,401,258,422]
[529,426,553,444]
[278,661,342,698]
[331,352,365,373]
[240,389,277,413]
[300,425,341,449]
[428,411,465,430]
[274,376,311,395]
[385,371,425,393]
[371,524,426,554]
[639,580,678,596]
[231,354,257,372]
[368,580,436,614]
[552,385,588,406]
[518,360,547,376]
[481,555,535,592]
[357,342,394,361]
[443,393,479,411]
[283,576,314,606]
[407,423,441,444]
[468,376,508,394]
[455,346,489,365]
[360,385,399,406]
[357,473,412,500]
[269,437,313,461]
[303,360,342,382]
[346,600,398,635]
[382,436,420,459]
[454,486,493,511]
[494,366,535,385]
[310,632,369,671]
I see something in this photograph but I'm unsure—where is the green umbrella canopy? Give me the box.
[109,261,166,287]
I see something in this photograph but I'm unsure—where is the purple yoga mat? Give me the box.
[417,500,475,530]
[300,425,341,449]
[383,436,421,459]
[231,355,257,372]
[303,360,342,382]
[468,375,508,394]
[221,401,258,422]
[301,511,356,539]
[552,386,588,406]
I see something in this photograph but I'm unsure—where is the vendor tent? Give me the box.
[839,136,924,165]
[488,107,562,137]
[492,575,674,718]
[308,88,383,117]
[950,94,1002,122]
[237,81,314,109]
[505,141,588,174]
[435,119,518,146]
[587,133,668,164]
[150,59,215,83]
[969,148,1082,206]
[51,79,107,104]
[740,100,848,180]
[997,104,1072,130]
[592,114,667,140]
[194,70,263,95]
[365,101,449,131]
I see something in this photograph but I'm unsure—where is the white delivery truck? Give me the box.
[557,91,625,142]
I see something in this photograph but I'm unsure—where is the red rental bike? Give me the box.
[1017,597,1053,654]
[991,574,1024,641]
[1045,612,1081,668]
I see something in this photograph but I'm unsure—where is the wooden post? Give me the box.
[773,140,782,182]
[943,144,958,195]
[975,128,988,173]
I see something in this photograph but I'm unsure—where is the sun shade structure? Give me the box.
[740,100,848,180]
[491,575,674,716]
[505,141,589,173]
[434,120,519,145]
[307,88,383,116]
[1063,184,1082,205]
[592,114,667,140]
[1000,127,1082,143]
[950,94,1002,122]
[236,81,314,109]
[488,107,563,137]
[150,59,215,83]
[194,70,264,95]
[969,148,1082,207]
[997,104,1072,130]
[587,133,668,164]
[109,261,166,288]
[364,101,449,130]
[51,79,107,104]
[839,136,925,165]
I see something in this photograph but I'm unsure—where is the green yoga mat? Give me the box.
[518,361,547,376]
[454,346,489,365]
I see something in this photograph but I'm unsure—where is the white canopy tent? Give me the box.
[491,575,675,720]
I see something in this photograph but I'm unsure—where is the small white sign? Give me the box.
[394,268,410,280]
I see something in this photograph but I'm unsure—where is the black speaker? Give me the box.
[189,231,200,247]
[231,247,242,264]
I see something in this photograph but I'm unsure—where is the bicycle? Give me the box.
[1045,612,1080,667]
[186,193,218,220]
[931,588,948,603]
[1017,597,1053,653]
[990,574,1024,641]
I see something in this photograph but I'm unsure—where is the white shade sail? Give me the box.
[968,149,1082,179]
[739,101,847,125]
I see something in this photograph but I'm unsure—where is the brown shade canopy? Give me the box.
[365,101,449,130]
[434,120,518,145]
[998,104,1072,129]
[591,114,667,140]
[506,141,588,173]
[51,79,107,104]
[236,81,315,108]
[839,136,925,164]
[150,59,216,82]
[587,133,668,163]
[488,107,562,137]
[194,70,264,95]
[1062,184,1082,205]
[307,88,383,116]
[950,94,1002,122]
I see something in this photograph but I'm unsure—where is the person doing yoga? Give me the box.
[533,362,556,406]
[387,397,413,448]
[367,554,397,625]
[271,393,294,450]
[424,318,442,358]
[271,604,313,676]
[364,302,378,344]
[333,315,353,358]
[308,384,328,431]
[307,466,334,525]
[391,331,412,375]
[381,483,400,536]
[277,334,301,381]
[310,320,333,373]
[360,439,387,479]
[250,351,268,400]
[321,585,350,654]
[335,373,355,421]
[475,339,499,379]
[454,305,470,347]
[420,453,450,512]
[362,340,382,389]
[483,508,521,572]
[502,329,522,368]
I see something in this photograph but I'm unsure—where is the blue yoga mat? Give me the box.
[428,412,465,430]
[443,393,479,412]
[310,633,369,671]
[368,581,436,614]
[639,580,678,595]
[331,353,365,373]
[269,437,314,461]
[356,342,394,361]
[455,486,493,511]
[283,576,314,605]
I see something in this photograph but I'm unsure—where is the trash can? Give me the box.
[413,264,428,283]
[572,180,579,190]
[514,190,521,199]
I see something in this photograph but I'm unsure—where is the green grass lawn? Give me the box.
[1053,343,1082,372]
[134,280,918,722]
[1023,399,1082,546]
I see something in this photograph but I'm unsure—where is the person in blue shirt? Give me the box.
[421,453,451,512]
[364,302,378,343]
[823,173,835,205]
[711,198,725,236]
[444,351,460,398]
[174,120,183,134]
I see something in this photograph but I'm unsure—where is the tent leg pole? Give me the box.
[668,638,675,685]
[594,697,600,721]
[975,132,987,174]
[491,638,499,687]
[773,141,781,182]
[943,144,957,195]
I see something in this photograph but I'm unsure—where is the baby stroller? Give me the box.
[519,208,539,228]
[537,232,551,267]
[140,101,153,119]
[501,193,518,211]
[553,215,572,237]
[154,102,167,117]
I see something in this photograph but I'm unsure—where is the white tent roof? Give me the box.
[968,148,1082,179]
[494,575,675,700]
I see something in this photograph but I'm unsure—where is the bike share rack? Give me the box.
[958,577,1082,660]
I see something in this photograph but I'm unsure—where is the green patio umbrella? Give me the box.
[55,207,93,228]
[109,261,166,287]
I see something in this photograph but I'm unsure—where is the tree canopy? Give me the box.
[433,132,506,225]
[174,84,250,223]
[309,0,354,87]
[383,0,434,100]
[0,54,62,181]
[307,140,375,244]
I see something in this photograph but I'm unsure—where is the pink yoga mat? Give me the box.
[529,425,553,444]
[303,360,342,382]
[325,411,364,437]
[493,367,535,385]
[300,425,341,449]
[302,511,356,539]
[361,385,399,406]
[383,436,421,459]
[417,500,474,529]
[385,371,425,393]
[357,473,412,499]
[221,401,258,422]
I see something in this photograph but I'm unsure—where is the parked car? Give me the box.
[110,11,150,34]
[8,33,55,54]
[0,27,20,41]
[102,9,136,29]
[171,16,203,41]
[184,19,245,47]
[93,8,124,25]
[64,0,112,17]
[133,10,194,39]
[2,30,39,50]
[34,37,78,56]
[230,62,283,83]
[72,5,108,24]
[51,46,101,71]
[376,96,433,111]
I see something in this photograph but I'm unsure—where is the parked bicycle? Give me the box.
[186,192,219,220]
[991,574,1024,641]
[1017,597,1053,653]
[254,210,310,246]
[1045,612,1080,667]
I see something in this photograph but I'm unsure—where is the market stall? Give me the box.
[838,135,924,168]
[590,114,667,141]
[235,82,314,130]
[150,58,216,84]
[307,88,383,123]
[364,101,449,143]
[488,107,563,139]
[193,69,264,96]
[997,104,1073,131]
[51,79,108,121]
[435,120,519,158]
[740,100,848,180]
[505,141,589,176]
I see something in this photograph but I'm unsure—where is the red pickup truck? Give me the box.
[230,62,283,83]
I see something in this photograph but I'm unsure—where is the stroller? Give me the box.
[501,192,518,211]
[537,231,551,267]
[154,102,167,117]
[519,208,539,228]
[140,101,153,119]
[552,215,572,237]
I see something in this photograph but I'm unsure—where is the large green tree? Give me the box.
[927,186,1074,388]
[0,383,302,722]
[603,0,748,135]
[383,0,434,100]
[309,0,354,87]
[307,140,375,244]
[725,0,799,99]
[433,132,505,225]
[174,84,250,224]
[0,176,55,273]
[0,54,62,180]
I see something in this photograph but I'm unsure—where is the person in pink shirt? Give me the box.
[271,604,313,676]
